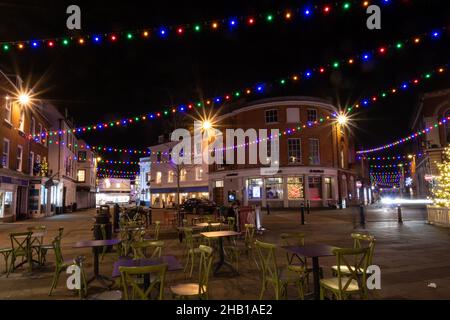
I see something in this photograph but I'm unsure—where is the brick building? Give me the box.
[0,74,52,221]
[410,88,450,197]
[208,97,358,208]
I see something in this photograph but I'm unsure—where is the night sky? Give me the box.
[0,0,449,170]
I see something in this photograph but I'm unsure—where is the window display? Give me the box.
[265,177,283,199]
[287,177,304,200]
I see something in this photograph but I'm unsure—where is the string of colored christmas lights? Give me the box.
[97,174,137,179]
[99,159,140,165]
[357,110,450,154]
[369,162,411,168]
[22,25,449,141]
[0,0,398,54]
[97,168,140,175]
[80,63,449,157]
[358,153,424,161]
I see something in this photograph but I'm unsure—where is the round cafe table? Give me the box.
[73,239,121,288]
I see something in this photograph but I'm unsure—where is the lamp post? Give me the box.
[335,113,348,209]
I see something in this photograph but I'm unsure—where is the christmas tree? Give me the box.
[432,146,450,207]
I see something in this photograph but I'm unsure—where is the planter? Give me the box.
[427,206,450,227]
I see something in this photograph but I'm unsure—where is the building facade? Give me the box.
[96,178,131,205]
[411,88,450,197]
[208,97,357,208]
[0,74,53,221]
[138,156,151,206]
[75,140,98,210]
[43,104,79,213]
[148,140,209,208]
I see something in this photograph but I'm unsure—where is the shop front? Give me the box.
[0,173,29,222]
[150,186,209,208]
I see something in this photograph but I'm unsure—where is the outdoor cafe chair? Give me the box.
[0,247,12,274]
[39,227,64,265]
[49,237,88,298]
[170,245,213,300]
[225,223,258,272]
[8,232,32,276]
[320,247,370,300]
[27,225,47,265]
[331,233,375,277]
[227,217,236,231]
[120,264,168,300]
[142,221,161,241]
[183,228,202,278]
[255,240,306,300]
[280,232,317,287]
[131,240,164,259]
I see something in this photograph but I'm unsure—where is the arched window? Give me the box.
[445,109,450,143]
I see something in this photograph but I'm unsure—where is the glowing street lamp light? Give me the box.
[337,113,348,125]
[202,120,212,130]
[18,92,31,106]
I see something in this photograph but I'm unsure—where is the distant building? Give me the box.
[138,156,151,206]
[76,139,98,209]
[410,88,450,197]
[0,73,52,221]
[96,178,131,205]
[208,97,358,208]
[148,140,209,208]
[42,104,79,213]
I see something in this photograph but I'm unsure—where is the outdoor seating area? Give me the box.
[0,206,381,300]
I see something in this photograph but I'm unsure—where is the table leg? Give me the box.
[312,257,320,300]
[213,238,238,276]
[86,249,114,288]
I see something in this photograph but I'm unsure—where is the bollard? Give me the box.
[359,204,366,228]
[397,206,403,224]
[300,204,305,225]
[266,203,270,215]
[306,200,311,214]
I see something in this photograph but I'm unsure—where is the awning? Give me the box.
[150,186,209,194]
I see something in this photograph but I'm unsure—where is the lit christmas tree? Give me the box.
[432,146,450,207]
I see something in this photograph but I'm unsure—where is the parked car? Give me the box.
[180,198,217,214]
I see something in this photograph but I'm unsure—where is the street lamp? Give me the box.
[18,92,31,106]
[337,113,348,126]
[202,120,212,130]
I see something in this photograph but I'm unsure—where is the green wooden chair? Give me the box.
[49,237,87,298]
[8,232,32,276]
[225,223,258,272]
[27,226,47,265]
[39,227,64,265]
[143,221,161,241]
[280,232,316,287]
[183,228,202,278]
[171,245,213,300]
[131,240,164,259]
[320,247,370,300]
[227,217,236,231]
[0,248,12,274]
[119,264,168,300]
[255,240,306,300]
[331,233,375,277]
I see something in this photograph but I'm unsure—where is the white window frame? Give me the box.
[307,108,318,122]
[195,167,203,181]
[156,171,162,184]
[265,109,278,124]
[30,117,36,138]
[37,123,43,144]
[167,170,174,183]
[18,107,25,132]
[309,138,320,165]
[2,138,10,168]
[77,169,86,182]
[4,97,12,124]
[180,169,187,182]
[288,138,302,163]
[29,151,34,176]
[17,145,23,172]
